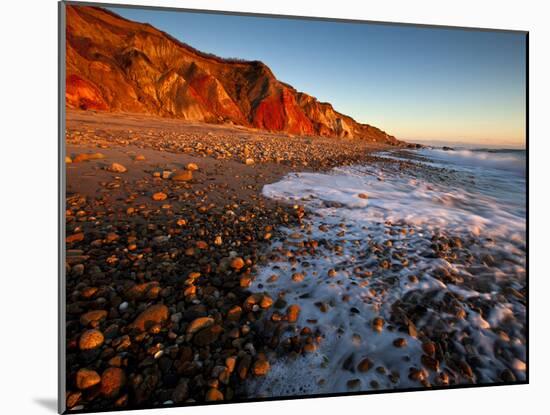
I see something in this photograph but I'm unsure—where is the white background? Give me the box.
[0,0,546,413]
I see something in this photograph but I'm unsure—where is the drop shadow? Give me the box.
[34,398,58,413]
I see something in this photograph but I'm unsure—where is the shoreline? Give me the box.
[64,110,406,411]
[247,151,526,397]
[63,110,526,410]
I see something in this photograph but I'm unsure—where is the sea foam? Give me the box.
[246,148,526,396]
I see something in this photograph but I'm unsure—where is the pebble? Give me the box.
[186,162,199,171]
[79,329,104,351]
[100,367,126,398]
[292,272,305,282]
[500,368,517,382]
[393,338,407,348]
[171,170,193,181]
[186,317,214,335]
[372,317,385,333]
[67,232,85,243]
[73,152,105,162]
[66,391,81,409]
[422,341,436,356]
[421,355,439,372]
[129,304,169,333]
[239,276,252,287]
[76,368,101,390]
[226,356,237,373]
[409,368,427,382]
[303,343,317,353]
[80,310,108,326]
[252,359,270,376]
[458,361,473,378]
[205,388,224,401]
[107,162,127,173]
[347,379,361,389]
[230,257,245,270]
[126,282,161,300]
[196,240,208,249]
[80,287,98,299]
[227,306,242,321]
[260,295,274,309]
[172,380,189,403]
[105,232,119,243]
[193,325,223,346]
[152,192,168,201]
[188,272,201,281]
[287,304,301,323]
[72,263,85,275]
[357,358,373,372]
[237,355,252,380]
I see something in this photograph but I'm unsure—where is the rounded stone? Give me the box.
[100,367,126,398]
[186,162,199,171]
[252,359,270,376]
[76,368,101,390]
[205,388,224,401]
[393,338,407,348]
[152,192,168,201]
[357,357,373,372]
[129,304,169,333]
[287,304,301,323]
[79,329,104,351]
[186,317,214,335]
[80,310,108,326]
[107,162,127,173]
[230,257,245,270]
[171,170,193,182]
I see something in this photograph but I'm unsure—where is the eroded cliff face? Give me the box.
[66,5,401,144]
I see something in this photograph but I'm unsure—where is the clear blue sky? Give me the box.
[108,6,526,147]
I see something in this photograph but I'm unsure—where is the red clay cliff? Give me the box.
[66,5,402,144]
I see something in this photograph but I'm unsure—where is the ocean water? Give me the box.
[248,147,526,396]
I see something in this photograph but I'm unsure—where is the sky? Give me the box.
[109,6,526,147]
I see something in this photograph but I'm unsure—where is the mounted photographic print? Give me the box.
[59,1,528,413]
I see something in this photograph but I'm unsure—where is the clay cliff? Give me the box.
[66,5,402,144]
